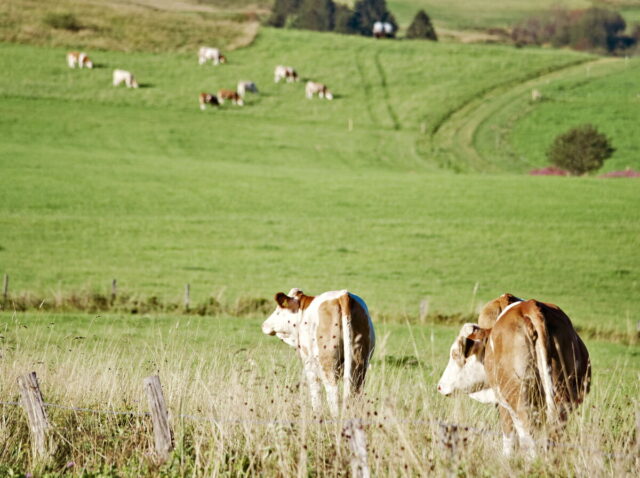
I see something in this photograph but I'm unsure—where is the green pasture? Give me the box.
[0,29,639,337]
[387,0,640,31]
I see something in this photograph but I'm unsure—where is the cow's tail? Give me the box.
[527,304,558,425]
[339,292,353,405]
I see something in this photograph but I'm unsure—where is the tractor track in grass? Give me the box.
[429,56,624,172]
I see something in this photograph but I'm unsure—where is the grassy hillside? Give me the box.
[0,0,265,52]
[386,0,640,30]
[0,312,637,475]
[1,30,639,335]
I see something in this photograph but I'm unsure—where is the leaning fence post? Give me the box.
[17,372,52,461]
[144,375,174,462]
[3,273,8,304]
[110,278,117,304]
[342,419,370,478]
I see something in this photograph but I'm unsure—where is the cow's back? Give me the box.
[531,301,591,406]
[486,300,590,422]
[312,292,373,391]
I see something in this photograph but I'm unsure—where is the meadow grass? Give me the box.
[0,0,262,53]
[0,312,637,476]
[0,30,638,335]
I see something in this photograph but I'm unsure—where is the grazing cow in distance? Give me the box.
[437,299,591,457]
[112,69,138,88]
[306,81,333,100]
[262,288,375,416]
[274,65,298,83]
[217,89,244,106]
[198,47,226,66]
[373,21,394,38]
[199,92,220,110]
[67,51,93,69]
[237,81,258,97]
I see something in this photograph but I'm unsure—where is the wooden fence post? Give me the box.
[419,298,429,324]
[342,419,370,478]
[17,372,52,461]
[184,284,190,312]
[144,375,174,462]
[110,278,117,304]
[3,273,8,303]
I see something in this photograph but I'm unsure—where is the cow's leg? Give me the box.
[303,364,322,413]
[321,377,339,417]
[498,406,516,456]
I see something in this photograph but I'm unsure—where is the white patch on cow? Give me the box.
[494,387,537,458]
[438,353,487,396]
[468,388,497,404]
[502,432,516,456]
[495,300,523,323]
[261,304,301,349]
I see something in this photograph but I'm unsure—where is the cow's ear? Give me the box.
[468,328,491,342]
[275,292,290,308]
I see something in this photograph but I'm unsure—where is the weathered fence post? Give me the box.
[419,298,429,324]
[17,372,52,461]
[110,278,117,304]
[3,273,8,304]
[184,284,190,312]
[342,419,370,478]
[144,375,174,462]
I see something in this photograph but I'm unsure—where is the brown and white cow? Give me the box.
[199,92,220,110]
[262,289,375,416]
[67,51,93,69]
[305,81,333,100]
[437,299,590,457]
[274,65,298,83]
[217,89,244,106]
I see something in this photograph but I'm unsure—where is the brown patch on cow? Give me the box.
[478,293,522,329]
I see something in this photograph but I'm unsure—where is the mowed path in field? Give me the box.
[431,56,634,172]
[0,29,639,334]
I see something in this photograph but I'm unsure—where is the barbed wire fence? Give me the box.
[2,371,636,473]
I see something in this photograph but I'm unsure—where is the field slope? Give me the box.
[0,29,639,336]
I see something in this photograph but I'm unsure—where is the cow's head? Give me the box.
[437,323,491,396]
[85,58,94,69]
[262,289,304,348]
[325,90,333,100]
[219,54,227,64]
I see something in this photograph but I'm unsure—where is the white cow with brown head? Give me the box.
[437,298,591,457]
[112,69,138,88]
[305,81,333,100]
[274,65,298,83]
[198,46,226,66]
[262,289,375,416]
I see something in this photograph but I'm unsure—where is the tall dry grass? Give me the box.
[0,313,637,476]
[0,0,262,53]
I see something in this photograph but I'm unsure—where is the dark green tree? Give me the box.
[266,0,302,27]
[406,10,437,40]
[333,3,358,34]
[352,0,397,36]
[293,0,335,31]
[547,124,615,175]
[570,8,625,52]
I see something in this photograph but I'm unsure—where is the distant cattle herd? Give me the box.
[66,47,335,109]
[263,289,591,458]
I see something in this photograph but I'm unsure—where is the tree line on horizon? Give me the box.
[266,0,437,40]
